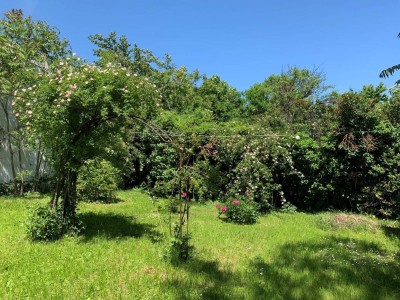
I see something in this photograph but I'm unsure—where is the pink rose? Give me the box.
[221,206,227,212]
[215,203,221,208]
[182,192,187,198]
[232,199,240,205]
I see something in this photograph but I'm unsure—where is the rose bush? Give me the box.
[216,197,259,224]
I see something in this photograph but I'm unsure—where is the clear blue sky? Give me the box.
[1,0,399,92]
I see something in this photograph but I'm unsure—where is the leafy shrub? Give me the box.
[164,234,194,264]
[166,197,180,213]
[216,198,259,224]
[163,223,195,264]
[77,159,120,202]
[0,183,13,196]
[26,206,64,241]
[280,201,298,213]
[26,205,85,241]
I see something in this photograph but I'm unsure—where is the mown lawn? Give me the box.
[0,190,399,299]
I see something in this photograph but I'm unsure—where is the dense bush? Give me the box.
[163,223,195,263]
[26,206,64,241]
[128,96,400,219]
[26,205,84,241]
[77,159,120,202]
[216,198,259,224]
[0,183,14,196]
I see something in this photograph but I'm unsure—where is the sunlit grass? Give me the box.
[1,190,399,299]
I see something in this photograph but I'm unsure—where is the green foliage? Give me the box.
[218,128,302,211]
[147,142,179,197]
[196,75,244,121]
[4,9,400,223]
[25,205,64,241]
[166,197,180,213]
[0,9,70,195]
[217,198,259,224]
[244,67,331,127]
[280,201,298,213]
[90,32,163,77]
[25,204,85,241]
[163,222,195,264]
[164,233,194,264]
[77,159,120,202]
[383,88,400,126]
[14,49,159,224]
[331,89,398,215]
[116,75,400,218]
[379,32,400,85]
[0,9,70,93]
[286,134,337,210]
[0,183,13,196]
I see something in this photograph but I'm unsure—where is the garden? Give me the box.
[0,9,400,299]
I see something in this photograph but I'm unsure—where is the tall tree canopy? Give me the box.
[0,9,70,193]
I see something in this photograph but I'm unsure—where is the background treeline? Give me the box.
[2,11,400,218]
[102,29,400,218]
[125,60,400,218]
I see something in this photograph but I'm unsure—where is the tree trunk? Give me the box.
[32,141,43,192]
[61,169,78,220]
[0,99,18,194]
[18,137,24,195]
[50,151,79,222]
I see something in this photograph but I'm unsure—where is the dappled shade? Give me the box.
[248,237,400,299]
[382,225,400,241]
[165,258,234,300]
[79,212,162,242]
[158,236,400,299]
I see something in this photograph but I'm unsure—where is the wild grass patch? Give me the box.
[318,212,379,232]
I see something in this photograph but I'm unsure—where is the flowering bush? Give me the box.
[216,198,259,224]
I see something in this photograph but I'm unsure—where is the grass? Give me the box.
[0,190,399,299]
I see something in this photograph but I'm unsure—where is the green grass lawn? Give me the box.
[0,190,399,299]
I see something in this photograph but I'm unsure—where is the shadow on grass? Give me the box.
[382,225,400,241]
[248,237,400,300]
[165,258,237,300]
[79,212,162,243]
[162,237,400,299]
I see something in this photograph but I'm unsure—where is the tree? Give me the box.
[332,86,392,213]
[0,9,69,194]
[379,33,400,85]
[244,67,331,129]
[15,57,159,226]
[89,32,163,77]
[196,75,244,122]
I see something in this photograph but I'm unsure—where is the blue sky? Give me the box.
[1,0,399,92]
